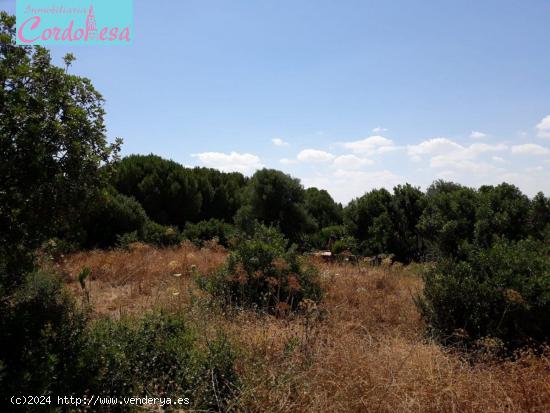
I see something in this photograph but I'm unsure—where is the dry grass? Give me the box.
[60,241,225,316]
[59,246,550,412]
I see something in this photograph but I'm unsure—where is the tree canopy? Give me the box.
[0,12,120,288]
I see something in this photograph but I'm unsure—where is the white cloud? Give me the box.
[408,138,507,173]
[192,151,263,174]
[332,154,373,169]
[510,143,550,156]
[279,158,297,165]
[470,131,487,139]
[467,143,508,156]
[302,169,403,204]
[536,115,550,138]
[342,135,396,155]
[297,149,334,162]
[272,138,289,146]
[492,156,506,163]
[408,139,506,158]
[407,138,463,158]
[331,169,403,202]
[372,126,388,133]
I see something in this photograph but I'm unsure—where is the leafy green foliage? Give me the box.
[304,225,347,250]
[0,12,120,289]
[183,219,235,247]
[474,183,530,248]
[111,155,248,228]
[237,169,316,242]
[0,271,88,401]
[417,181,479,259]
[83,313,238,411]
[0,273,239,411]
[343,184,426,262]
[389,184,426,262]
[140,220,182,246]
[529,192,550,240]
[83,189,148,248]
[331,236,358,255]
[304,188,343,229]
[200,226,323,312]
[418,239,550,351]
[111,154,202,227]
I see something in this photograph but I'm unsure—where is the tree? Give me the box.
[474,183,530,247]
[0,12,120,289]
[237,169,316,241]
[418,181,478,258]
[528,192,550,240]
[344,188,394,255]
[0,12,118,399]
[111,156,248,228]
[82,189,148,248]
[389,184,426,262]
[111,154,202,227]
[192,167,248,222]
[304,187,343,229]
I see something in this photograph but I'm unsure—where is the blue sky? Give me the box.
[3,0,550,203]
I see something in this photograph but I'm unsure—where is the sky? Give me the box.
[3,0,550,203]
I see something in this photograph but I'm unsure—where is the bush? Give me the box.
[0,272,239,410]
[141,220,181,246]
[418,239,550,352]
[303,225,347,250]
[0,271,88,402]
[183,219,235,247]
[82,312,238,411]
[83,189,148,248]
[199,226,323,313]
[331,236,358,255]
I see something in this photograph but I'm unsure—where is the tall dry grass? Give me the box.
[60,246,550,412]
[61,241,225,316]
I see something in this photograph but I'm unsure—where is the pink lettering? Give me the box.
[41,28,52,40]
[99,27,108,40]
[62,21,74,41]
[120,27,130,42]
[74,28,84,40]
[17,16,41,43]
[109,27,118,41]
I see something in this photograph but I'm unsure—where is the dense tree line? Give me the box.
[80,153,550,264]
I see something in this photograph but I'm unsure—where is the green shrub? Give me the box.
[82,312,238,411]
[303,225,347,250]
[83,189,148,248]
[141,220,181,246]
[199,226,323,312]
[331,236,358,255]
[183,219,235,247]
[40,237,79,261]
[0,271,88,402]
[0,271,239,411]
[418,239,550,351]
[116,230,140,249]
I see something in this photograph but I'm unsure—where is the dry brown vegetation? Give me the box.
[60,245,550,413]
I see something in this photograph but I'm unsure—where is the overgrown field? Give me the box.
[59,243,550,413]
